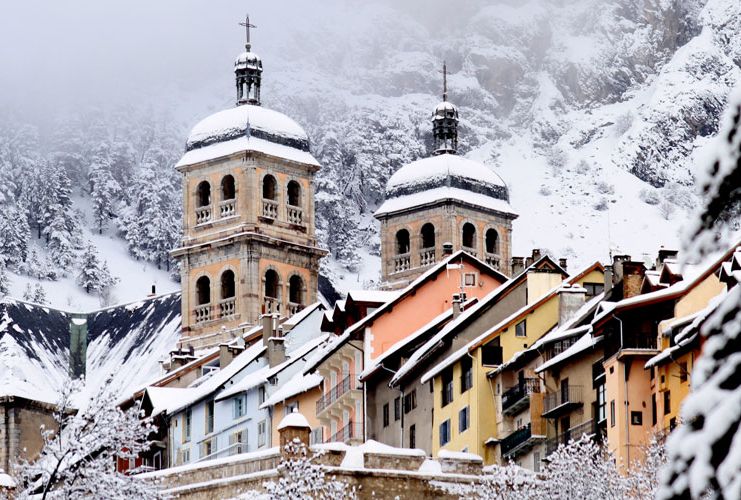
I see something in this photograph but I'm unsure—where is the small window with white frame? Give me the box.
[463,272,477,287]
[258,420,267,448]
[233,396,245,419]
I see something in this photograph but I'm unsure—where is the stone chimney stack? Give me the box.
[558,284,587,325]
[442,242,454,256]
[531,249,542,262]
[452,293,463,318]
[603,265,613,295]
[262,314,277,346]
[622,261,646,299]
[612,255,631,285]
[278,410,311,459]
[656,248,679,269]
[219,336,246,368]
[511,257,525,276]
[559,258,568,271]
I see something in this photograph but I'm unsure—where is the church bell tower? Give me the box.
[171,16,327,350]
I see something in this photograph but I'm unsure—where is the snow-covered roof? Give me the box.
[277,410,311,430]
[346,290,400,304]
[176,135,319,168]
[535,333,602,373]
[375,186,518,218]
[386,154,506,194]
[260,372,323,408]
[437,449,483,462]
[0,293,182,407]
[145,386,189,417]
[282,302,323,329]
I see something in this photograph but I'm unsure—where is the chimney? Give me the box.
[268,327,286,367]
[558,284,587,325]
[531,249,542,262]
[278,410,311,459]
[525,256,534,268]
[559,258,568,271]
[262,314,276,346]
[656,248,679,269]
[622,261,646,299]
[443,242,454,256]
[511,257,525,276]
[603,265,613,295]
[452,293,463,318]
[219,338,247,369]
[612,255,631,285]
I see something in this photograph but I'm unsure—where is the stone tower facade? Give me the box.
[374,68,518,289]
[172,25,326,350]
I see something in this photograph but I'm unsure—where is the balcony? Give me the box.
[484,253,500,270]
[287,302,303,316]
[462,246,477,258]
[316,375,360,415]
[393,253,411,273]
[219,200,236,218]
[501,423,543,459]
[501,378,540,416]
[419,248,436,267]
[264,297,280,314]
[194,304,211,323]
[328,420,363,444]
[545,419,595,456]
[287,206,303,225]
[219,298,235,319]
[195,206,212,225]
[543,385,583,419]
[262,199,278,219]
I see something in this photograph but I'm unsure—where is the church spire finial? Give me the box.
[235,14,263,106]
[432,61,458,155]
[239,14,257,52]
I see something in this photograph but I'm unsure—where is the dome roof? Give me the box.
[185,104,310,153]
[432,101,458,120]
[385,154,509,201]
[235,51,262,71]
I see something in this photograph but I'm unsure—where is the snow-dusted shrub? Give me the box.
[639,188,661,205]
[13,377,164,499]
[593,198,609,211]
[596,181,615,195]
[613,111,633,136]
[538,185,553,196]
[658,200,675,220]
[547,147,568,175]
[576,160,591,175]
[625,433,668,500]
[440,462,539,499]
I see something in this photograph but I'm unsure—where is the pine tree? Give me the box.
[21,283,33,301]
[89,144,121,234]
[32,283,47,304]
[77,243,118,294]
[0,265,10,296]
[0,205,30,268]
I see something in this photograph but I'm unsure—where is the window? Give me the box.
[485,228,499,254]
[394,397,401,421]
[462,222,476,249]
[221,175,235,200]
[285,401,299,416]
[196,180,211,207]
[583,282,604,299]
[409,424,416,449]
[482,339,503,366]
[205,400,215,434]
[258,420,267,447]
[231,430,245,455]
[439,419,451,446]
[259,386,266,405]
[184,408,192,442]
[288,275,304,306]
[596,384,606,423]
[515,320,527,338]
[287,180,301,206]
[264,269,279,300]
[202,438,216,458]
[679,362,688,383]
[610,400,616,428]
[221,270,236,300]
[460,357,472,393]
[631,411,643,426]
[404,390,417,414]
[262,174,277,200]
[395,229,410,255]
[310,427,323,445]
[459,406,470,433]
[421,223,435,249]
[464,272,477,287]
[181,448,190,465]
[664,390,671,415]
[442,369,454,407]
[382,403,389,427]
[233,397,244,419]
[669,417,676,430]
[196,276,211,306]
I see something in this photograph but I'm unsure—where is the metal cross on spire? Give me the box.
[239,14,257,51]
[440,61,448,102]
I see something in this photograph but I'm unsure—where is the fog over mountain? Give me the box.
[1,0,739,306]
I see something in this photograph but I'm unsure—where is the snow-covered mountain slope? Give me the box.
[0,0,739,304]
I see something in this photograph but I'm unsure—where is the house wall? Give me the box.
[0,399,57,474]
[271,386,322,446]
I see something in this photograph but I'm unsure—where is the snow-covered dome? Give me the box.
[385,154,509,201]
[185,104,310,153]
[235,51,262,71]
[433,101,458,120]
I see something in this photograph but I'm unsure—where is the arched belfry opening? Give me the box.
[287,180,301,206]
[263,175,277,200]
[288,275,304,314]
[264,269,280,312]
[421,223,435,249]
[462,223,476,250]
[197,181,211,207]
[196,276,211,305]
[486,228,500,255]
[396,229,410,255]
[221,175,236,200]
[221,270,236,299]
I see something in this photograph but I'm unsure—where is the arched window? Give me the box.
[485,228,500,254]
[262,175,277,200]
[289,275,304,305]
[462,223,476,249]
[264,269,279,299]
[287,180,301,206]
[220,270,235,299]
[196,181,211,207]
[221,175,235,200]
[396,229,410,255]
[196,276,210,305]
[421,223,435,249]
